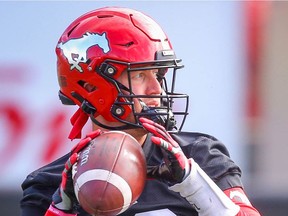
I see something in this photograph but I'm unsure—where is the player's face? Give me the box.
[91,69,163,144]
[117,69,162,113]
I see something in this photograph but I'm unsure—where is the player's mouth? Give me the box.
[145,101,160,108]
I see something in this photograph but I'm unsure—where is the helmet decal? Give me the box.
[57,32,110,72]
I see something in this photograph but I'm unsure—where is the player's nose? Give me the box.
[145,72,162,96]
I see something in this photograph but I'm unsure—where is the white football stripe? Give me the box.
[75,169,132,214]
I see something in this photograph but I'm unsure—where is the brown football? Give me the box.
[72,131,147,216]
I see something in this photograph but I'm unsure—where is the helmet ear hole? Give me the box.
[83,82,97,92]
[78,80,97,92]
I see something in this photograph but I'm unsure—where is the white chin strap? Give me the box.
[169,159,240,216]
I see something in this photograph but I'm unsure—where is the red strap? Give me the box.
[68,108,89,140]
[224,187,261,216]
[44,205,76,216]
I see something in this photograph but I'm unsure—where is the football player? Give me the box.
[20,7,261,216]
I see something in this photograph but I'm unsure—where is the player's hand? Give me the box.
[139,117,190,185]
[48,130,102,215]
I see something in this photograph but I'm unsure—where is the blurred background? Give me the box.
[0,1,287,215]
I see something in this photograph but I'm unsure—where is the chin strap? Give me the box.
[67,96,174,140]
[68,108,89,140]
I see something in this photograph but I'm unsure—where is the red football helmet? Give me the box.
[56,7,188,139]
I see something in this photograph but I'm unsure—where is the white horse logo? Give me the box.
[57,32,110,72]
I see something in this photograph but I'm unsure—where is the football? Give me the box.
[72,131,147,216]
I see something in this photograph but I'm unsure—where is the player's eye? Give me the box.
[131,72,145,81]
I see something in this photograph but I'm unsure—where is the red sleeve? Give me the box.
[224,187,261,216]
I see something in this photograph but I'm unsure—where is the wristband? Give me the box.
[44,205,77,216]
[169,159,240,215]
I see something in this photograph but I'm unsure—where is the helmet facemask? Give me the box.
[88,53,189,132]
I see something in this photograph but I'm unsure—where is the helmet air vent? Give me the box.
[97,15,114,18]
[67,23,80,37]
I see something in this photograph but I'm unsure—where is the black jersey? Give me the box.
[20,132,243,216]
